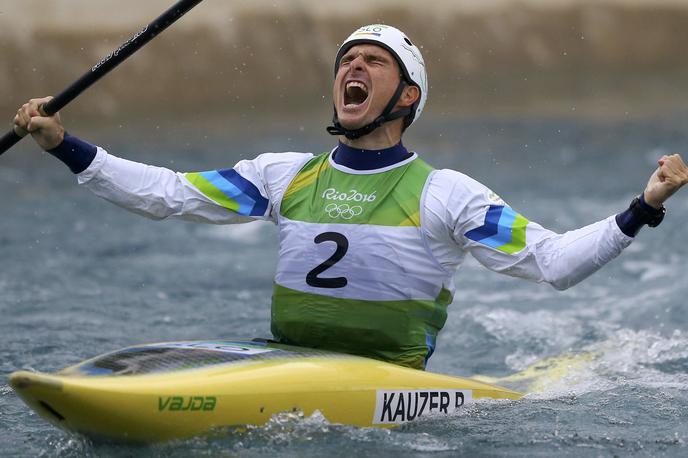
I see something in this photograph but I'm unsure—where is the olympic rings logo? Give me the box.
[325,203,363,220]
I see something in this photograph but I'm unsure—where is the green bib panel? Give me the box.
[272,152,452,369]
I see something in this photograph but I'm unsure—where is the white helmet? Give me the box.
[328,24,428,138]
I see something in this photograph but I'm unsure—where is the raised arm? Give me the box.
[13,97,311,224]
[429,160,685,291]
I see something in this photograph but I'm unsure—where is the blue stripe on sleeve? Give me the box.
[479,206,517,248]
[217,168,269,216]
[465,205,503,241]
[199,171,256,215]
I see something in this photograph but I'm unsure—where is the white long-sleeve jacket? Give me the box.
[77,147,632,291]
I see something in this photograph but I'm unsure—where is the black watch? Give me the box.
[630,196,665,228]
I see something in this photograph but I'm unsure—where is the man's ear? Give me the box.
[400,85,420,108]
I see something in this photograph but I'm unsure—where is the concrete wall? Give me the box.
[2,0,688,121]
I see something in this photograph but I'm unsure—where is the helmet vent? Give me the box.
[404,37,413,46]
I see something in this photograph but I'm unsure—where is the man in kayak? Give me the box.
[13,24,688,370]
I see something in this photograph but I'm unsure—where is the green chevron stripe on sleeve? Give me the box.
[185,172,241,212]
[496,213,529,254]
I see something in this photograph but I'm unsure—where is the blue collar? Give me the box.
[332,141,412,170]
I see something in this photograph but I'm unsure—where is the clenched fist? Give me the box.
[643,154,688,208]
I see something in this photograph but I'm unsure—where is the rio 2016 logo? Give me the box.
[325,203,363,220]
[322,188,376,203]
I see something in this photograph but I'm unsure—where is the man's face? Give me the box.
[333,44,403,130]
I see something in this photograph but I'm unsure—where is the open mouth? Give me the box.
[344,81,369,107]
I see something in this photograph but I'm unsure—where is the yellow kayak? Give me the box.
[10,339,522,442]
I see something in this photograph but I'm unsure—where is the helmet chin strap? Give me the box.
[327,80,411,140]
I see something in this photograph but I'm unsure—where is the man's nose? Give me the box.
[349,54,366,71]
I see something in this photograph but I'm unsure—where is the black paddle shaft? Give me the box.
[0,0,204,155]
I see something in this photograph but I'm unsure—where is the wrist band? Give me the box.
[630,195,665,228]
[47,133,97,174]
[615,195,666,237]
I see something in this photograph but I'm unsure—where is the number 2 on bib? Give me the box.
[306,232,348,288]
